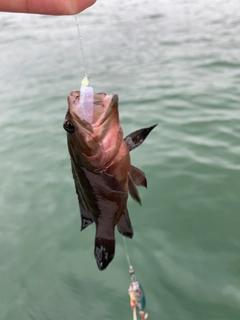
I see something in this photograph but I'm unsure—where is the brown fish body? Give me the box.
[64,90,157,270]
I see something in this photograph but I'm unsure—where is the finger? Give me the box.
[0,0,96,15]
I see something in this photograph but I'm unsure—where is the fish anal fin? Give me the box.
[117,209,134,239]
[128,173,142,205]
[129,165,147,188]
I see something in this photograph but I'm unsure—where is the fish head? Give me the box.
[64,90,122,169]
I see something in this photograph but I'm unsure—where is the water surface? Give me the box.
[1,1,240,319]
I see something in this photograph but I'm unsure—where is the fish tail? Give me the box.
[94,237,115,270]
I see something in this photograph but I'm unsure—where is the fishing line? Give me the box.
[122,235,133,269]
[73,17,148,319]
[74,16,88,78]
[74,16,93,123]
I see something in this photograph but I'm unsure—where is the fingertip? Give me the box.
[67,0,97,15]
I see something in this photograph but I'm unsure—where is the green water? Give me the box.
[1,1,240,319]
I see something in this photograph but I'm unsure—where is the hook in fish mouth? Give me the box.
[67,91,118,127]
[94,238,115,270]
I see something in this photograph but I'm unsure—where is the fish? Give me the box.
[63,90,157,270]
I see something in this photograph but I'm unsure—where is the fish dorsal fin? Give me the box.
[129,165,147,188]
[117,208,134,239]
[71,160,94,231]
[124,124,157,152]
[128,172,141,205]
[81,216,93,230]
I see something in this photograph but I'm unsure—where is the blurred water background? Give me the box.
[1,0,240,319]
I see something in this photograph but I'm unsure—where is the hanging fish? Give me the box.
[63,89,157,270]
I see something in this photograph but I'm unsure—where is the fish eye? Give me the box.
[63,120,75,133]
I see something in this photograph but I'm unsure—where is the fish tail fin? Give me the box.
[94,237,115,271]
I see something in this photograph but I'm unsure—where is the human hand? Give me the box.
[0,0,96,15]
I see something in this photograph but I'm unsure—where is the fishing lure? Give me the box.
[128,266,148,320]
[79,76,94,123]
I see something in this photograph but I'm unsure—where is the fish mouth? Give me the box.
[67,91,118,127]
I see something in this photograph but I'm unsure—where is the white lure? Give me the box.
[79,76,94,124]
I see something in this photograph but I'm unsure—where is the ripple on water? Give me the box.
[1,1,240,320]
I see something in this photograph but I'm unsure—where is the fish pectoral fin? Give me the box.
[100,171,127,194]
[124,124,157,152]
[117,208,134,239]
[71,160,94,231]
[128,172,142,205]
[129,165,147,188]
